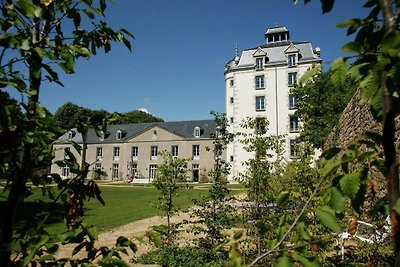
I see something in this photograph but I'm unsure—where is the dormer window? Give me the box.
[68,130,75,140]
[116,130,122,140]
[116,129,126,140]
[194,126,201,138]
[288,54,297,67]
[255,58,263,70]
[215,126,222,139]
[99,131,105,141]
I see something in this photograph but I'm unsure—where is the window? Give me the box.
[132,146,138,158]
[289,94,296,109]
[116,130,122,140]
[192,145,200,160]
[230,117,234,123]
[94,163,102,179]
[149,164,157,179]
[255,58,263,70]
[288,54,297,67]
[255,75,265,89]
[192,164,199,182]
[230,79,234,86]
[96,147,103,160]
[112,163,119,179]
[230,97,234,104]
[288,72,297,86]
[99,131,105,141]
[171,145,179,157]
[151,146,158,160]
[62,166,70,178]
[64,147,70,159]
[194,126,201,138]
[132,163,138,178]
[230,155,234,162]
[95,163,102,171]
[215,125,222,139]
[290,139,298,158]
[113,147,120,160]
[68,130,75,140]
[255,96,266,111]
[290,116,299,132]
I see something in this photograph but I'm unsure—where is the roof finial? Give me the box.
[235,42,238,57]
[234,42,239,65]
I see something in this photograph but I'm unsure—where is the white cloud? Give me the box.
[137,108,151,114]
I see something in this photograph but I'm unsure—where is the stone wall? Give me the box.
[325,89,400,151]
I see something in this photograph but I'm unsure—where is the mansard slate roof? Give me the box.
[54,120,217,144]
[226,41,319,69]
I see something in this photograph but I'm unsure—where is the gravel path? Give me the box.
[57,212,192,266]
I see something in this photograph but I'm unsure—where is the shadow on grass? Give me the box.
[0,201,69,231]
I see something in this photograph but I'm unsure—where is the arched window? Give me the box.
[116,130,123,140]
[194,126,201,138]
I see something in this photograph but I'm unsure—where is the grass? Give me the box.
[0,183,244,234]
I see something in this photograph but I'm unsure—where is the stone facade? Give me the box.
[224,26,322,179]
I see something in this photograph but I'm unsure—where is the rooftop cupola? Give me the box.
[265,26,290,44]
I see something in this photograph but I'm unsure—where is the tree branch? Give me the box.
[249,176,326,266]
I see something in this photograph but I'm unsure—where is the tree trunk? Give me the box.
[378,0,400,265]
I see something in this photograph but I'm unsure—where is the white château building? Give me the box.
[224,26,322,179]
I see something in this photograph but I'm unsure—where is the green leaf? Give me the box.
[331,187,346,213]
[299,64,322,86]
[16,0,36,17]
[336,19,357,28]
[212,239,229,253]
[351,182,367,213]
[340,172,361,198]
[316,206,340,233]
[320,157,342,177]
[395,198,400,215]
[320,0,334,13]
[381,31,400,57]
[276,256,293,267]
[291,251,323,267]
[342,42,363,53]
[322,147,341,160]
[21,39,30,51]
[233,230,243,240]
[330,58,348,87]
[297,221,311,241]
[276,191,290,206]
[87,226,98,242]
[82,8,95,19]
[69,140,82,155]
[116,236,130,247]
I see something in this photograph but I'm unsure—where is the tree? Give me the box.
[292,70,357,148]
[153,151,189,240]
[191,112,236,253]
[237,117,286,261]
[54,102,90,130]
[0,0,133,265]
[54,103,163,130]
[114,109,164,124]
[312,0,400,264]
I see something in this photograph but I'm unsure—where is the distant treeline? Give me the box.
[54,102,163,131]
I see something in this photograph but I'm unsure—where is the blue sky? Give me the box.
[40,0,369,121]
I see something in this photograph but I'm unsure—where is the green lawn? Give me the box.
[1,184,234,234]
